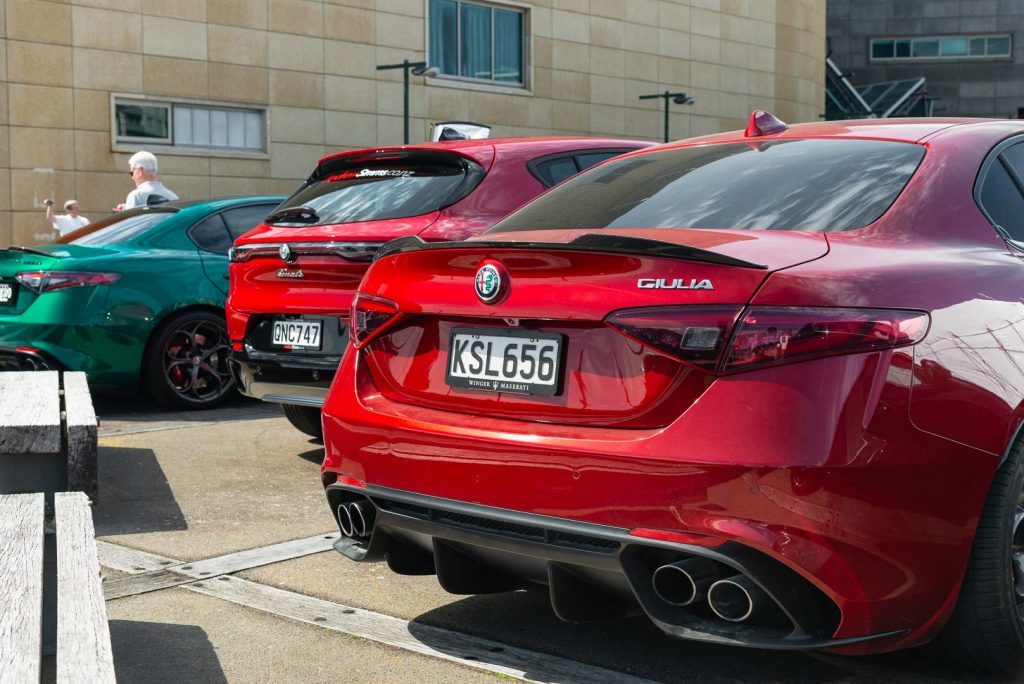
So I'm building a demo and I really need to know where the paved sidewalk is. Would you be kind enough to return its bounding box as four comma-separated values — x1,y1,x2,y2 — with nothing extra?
92,398,1001,683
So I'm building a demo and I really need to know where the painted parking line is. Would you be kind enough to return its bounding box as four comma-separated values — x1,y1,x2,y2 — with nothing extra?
98,538,657,684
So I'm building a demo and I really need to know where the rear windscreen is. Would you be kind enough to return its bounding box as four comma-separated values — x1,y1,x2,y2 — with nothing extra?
488,139,925,234
270,153,483,226
59,210,175,245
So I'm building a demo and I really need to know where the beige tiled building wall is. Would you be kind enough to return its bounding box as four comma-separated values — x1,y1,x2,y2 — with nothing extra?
0,0,825,246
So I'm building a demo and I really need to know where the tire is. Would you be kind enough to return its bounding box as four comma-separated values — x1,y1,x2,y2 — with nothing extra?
143,310,235,410
930,436,1024,676
283,404,323,438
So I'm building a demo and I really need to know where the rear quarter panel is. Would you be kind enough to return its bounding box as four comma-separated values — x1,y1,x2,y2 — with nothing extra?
754,124,1024,459
87,247,226,388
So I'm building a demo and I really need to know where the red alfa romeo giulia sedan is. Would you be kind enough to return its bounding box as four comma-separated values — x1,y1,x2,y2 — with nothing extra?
320,115,1024,674
227,137,650,436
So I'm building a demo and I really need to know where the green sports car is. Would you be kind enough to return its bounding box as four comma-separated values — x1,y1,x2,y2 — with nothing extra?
0,196,283,408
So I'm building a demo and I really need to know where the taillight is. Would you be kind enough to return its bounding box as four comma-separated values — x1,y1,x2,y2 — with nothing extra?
351,293,401,348
721,307,929,373
606,305,929,374
605,306,743,371
15,271,120,294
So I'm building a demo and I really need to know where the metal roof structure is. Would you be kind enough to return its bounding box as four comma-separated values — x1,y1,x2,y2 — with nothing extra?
825,57,935,120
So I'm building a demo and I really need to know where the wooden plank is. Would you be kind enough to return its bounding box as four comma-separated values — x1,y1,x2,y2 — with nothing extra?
103,570,197,600
95,539,655,683
62,372,99,501
0,493,44,684
96,540,177,574
0,371,61,454
172,532,339,578
55,492,115,684
97,533,336,579
98,534,339,600
189,575,657,684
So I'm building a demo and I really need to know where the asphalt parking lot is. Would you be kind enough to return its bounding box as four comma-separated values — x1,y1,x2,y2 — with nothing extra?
91,395,1009,683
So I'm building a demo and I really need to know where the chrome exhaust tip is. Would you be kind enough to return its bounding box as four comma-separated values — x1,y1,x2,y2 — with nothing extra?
651,557,720,606
336,503,355,538
348,501,375,538
708,574,769,623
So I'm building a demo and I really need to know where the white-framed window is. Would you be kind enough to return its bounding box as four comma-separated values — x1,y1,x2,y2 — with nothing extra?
113,97,266,152
428,0,526,87
871,34,1012,61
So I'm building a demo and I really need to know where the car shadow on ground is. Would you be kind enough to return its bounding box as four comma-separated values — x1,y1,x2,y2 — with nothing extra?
94,445,186,536
408,590,1007,683
108,620,227,684
93,393,281,437
297,443,325,465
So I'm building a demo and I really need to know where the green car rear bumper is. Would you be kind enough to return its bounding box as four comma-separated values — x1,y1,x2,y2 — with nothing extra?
0,286,144,389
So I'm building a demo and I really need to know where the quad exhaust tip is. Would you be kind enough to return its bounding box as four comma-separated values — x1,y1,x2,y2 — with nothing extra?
652,557,720,606
336,503,355,538
337,500,376,539
349,500,375,538
707,574,770,623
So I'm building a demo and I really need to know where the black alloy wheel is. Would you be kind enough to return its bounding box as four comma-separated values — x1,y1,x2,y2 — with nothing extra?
145,311,235,409
931,435,1024,675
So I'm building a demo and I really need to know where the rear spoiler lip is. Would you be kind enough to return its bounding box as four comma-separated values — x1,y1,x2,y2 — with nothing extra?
374,233,769,270
7,245,58,258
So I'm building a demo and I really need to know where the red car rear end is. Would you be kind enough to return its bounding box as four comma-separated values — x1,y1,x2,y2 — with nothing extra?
227,137,650,435
321,117,1024,674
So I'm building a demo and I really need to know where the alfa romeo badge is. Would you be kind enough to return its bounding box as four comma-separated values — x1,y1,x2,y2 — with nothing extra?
475,263,503,304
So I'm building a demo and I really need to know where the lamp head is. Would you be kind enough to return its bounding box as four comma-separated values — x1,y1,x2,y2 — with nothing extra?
412,65,441,78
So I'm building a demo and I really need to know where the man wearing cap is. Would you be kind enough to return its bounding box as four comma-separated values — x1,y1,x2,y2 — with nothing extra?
44,198,89,237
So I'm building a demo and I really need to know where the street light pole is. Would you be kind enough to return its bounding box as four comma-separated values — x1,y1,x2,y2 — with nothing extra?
638,91,695,143
376,59,438,145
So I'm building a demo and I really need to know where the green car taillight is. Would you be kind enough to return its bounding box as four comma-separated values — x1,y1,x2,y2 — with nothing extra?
15,271,121,294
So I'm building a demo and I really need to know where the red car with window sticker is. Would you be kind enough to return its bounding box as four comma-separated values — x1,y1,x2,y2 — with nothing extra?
226,137,651,436
321,115,1024,674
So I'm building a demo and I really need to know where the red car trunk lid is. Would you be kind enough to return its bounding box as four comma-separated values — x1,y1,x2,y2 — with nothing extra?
229,214,439,315
359,230,828,428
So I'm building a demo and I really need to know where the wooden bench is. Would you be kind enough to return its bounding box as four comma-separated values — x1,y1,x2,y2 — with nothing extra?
0,371,100,504
0,491,115,683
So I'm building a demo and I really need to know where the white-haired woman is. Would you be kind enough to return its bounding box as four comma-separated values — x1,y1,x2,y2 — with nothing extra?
115,150,179,211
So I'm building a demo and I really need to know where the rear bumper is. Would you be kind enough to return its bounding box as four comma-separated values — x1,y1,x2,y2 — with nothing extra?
0,321,115,380
0,345,63,371
321,347,1001,653
229,353,334,407
227,311,348,406
326,483,905,650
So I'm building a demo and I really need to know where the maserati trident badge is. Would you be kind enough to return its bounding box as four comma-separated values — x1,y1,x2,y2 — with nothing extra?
475,263,503,304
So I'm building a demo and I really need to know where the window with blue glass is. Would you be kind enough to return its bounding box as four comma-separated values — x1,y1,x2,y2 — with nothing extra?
429,0,526,86
871,34,1012,61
